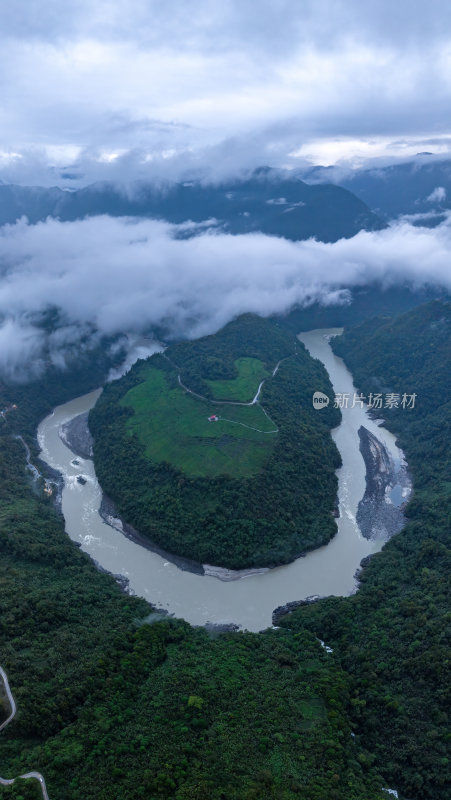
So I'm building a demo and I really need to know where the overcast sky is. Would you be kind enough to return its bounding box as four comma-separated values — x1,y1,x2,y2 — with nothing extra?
2,0,451,185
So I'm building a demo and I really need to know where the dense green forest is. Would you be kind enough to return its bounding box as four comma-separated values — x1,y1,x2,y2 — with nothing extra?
0,352,386,800
89,315,341,569
1,301,449,799
278,300,451,799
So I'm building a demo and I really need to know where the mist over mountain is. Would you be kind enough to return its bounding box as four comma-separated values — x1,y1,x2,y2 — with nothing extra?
0,209,450,380
301,155,451,223
0,169,383,243
0,168,388,381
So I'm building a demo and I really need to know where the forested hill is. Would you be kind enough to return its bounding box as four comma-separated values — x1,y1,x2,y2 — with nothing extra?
89,315,342,569
2,303,448,798
0,323,389,800
278,300,451,800
0,169,384,242
332,299,451,472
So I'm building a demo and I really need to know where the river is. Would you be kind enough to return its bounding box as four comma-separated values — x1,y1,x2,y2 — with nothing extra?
37,329,409,632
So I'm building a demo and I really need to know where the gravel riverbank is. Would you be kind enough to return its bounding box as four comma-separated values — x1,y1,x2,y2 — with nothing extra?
357,426,410,540
60,411,93,459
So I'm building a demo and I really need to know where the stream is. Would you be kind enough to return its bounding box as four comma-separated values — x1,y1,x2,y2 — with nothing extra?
37,329,410,632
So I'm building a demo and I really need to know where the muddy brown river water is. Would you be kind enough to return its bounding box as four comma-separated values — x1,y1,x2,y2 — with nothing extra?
37,329,410,631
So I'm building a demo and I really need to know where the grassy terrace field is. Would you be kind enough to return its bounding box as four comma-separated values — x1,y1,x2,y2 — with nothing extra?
205,356,269,401
121,364,277,478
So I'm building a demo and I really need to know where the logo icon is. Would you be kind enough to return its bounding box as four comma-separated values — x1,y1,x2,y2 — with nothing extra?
312,391,330,409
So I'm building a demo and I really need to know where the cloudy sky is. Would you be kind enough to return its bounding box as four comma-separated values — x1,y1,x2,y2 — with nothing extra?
2,0,451,184
1,1,451,379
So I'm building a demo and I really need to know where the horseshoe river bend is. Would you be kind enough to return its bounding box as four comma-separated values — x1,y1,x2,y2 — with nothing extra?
37,329,411,632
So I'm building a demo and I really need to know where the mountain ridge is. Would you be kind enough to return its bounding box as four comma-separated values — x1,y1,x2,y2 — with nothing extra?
0,169,384,242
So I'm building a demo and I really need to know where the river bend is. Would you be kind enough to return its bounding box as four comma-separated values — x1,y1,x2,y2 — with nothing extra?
37,329,410,632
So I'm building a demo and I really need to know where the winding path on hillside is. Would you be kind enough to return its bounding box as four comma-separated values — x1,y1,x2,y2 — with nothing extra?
163,353,291,436
176,364,285,432
0,666,50,800
175,356,286,408
213,415,278,434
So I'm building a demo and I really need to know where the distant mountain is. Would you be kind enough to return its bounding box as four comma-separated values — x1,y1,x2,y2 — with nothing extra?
276,284,449,333
0,169,384,242
301,156,451,222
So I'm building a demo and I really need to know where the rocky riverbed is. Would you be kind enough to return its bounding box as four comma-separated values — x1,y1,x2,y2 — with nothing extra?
357,426,411,540
60,411,93,459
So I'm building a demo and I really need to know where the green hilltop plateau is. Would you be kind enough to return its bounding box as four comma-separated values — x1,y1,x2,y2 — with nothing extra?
89,315,341,569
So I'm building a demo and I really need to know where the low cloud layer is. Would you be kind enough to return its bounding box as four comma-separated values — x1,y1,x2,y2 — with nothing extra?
0,213,450,379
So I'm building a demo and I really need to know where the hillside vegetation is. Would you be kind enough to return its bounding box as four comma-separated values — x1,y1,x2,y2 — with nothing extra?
0,301,449,799
279,300,451,799
90,315,342,568
0,362,386,800
121,362,276,479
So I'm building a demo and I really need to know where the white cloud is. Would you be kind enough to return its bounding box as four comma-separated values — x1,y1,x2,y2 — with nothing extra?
0,2,450,183
0,318,44,381
0,213,450,377
426,186,447,203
